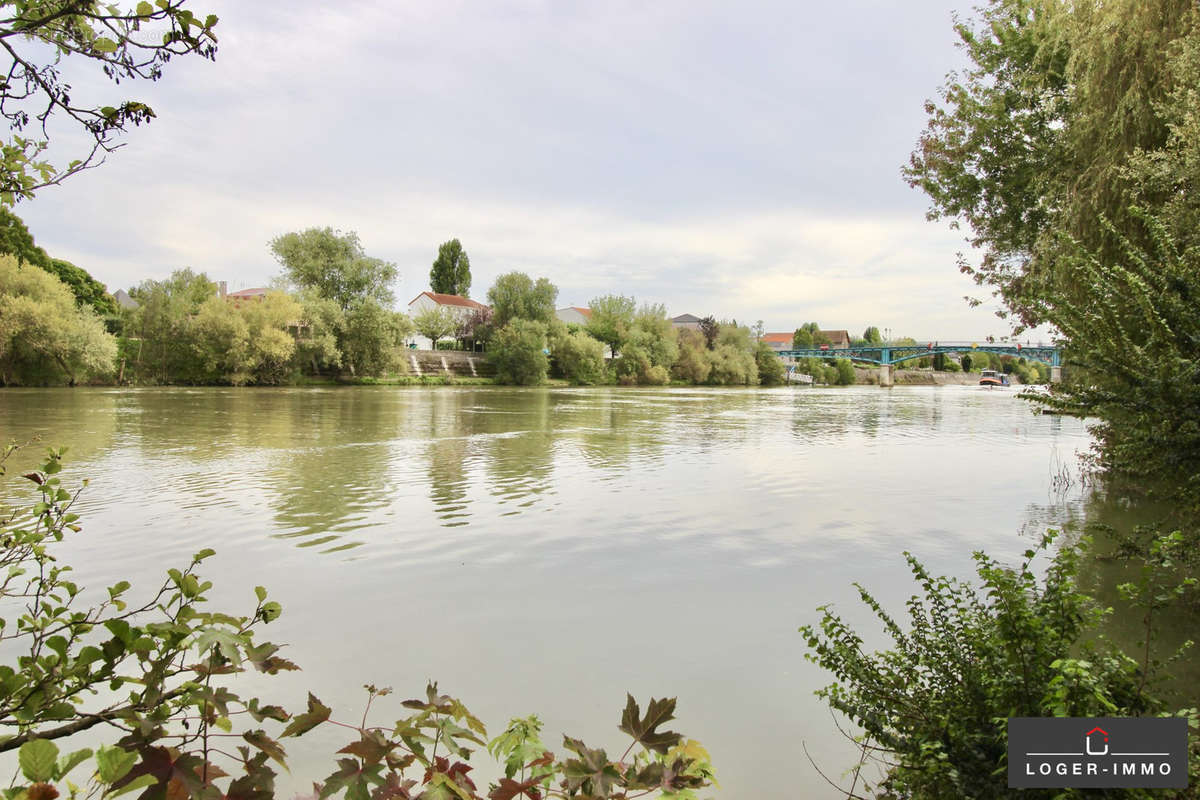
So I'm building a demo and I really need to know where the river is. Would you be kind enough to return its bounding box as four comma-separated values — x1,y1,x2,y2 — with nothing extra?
0,385,1093,797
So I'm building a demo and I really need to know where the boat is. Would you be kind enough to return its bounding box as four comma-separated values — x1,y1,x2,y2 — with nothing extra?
979,369,1009,387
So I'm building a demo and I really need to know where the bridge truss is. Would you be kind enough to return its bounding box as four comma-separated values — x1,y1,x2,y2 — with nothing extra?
777,343,1061,367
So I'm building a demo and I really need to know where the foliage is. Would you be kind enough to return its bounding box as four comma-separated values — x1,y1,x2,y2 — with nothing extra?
961,354,973,372
413,306,459,350
802,532,1194,799
0,255,117,384
754,341,785,386
0,1,219,204
1030,215,1200,503
339,299,412,376
697,316,719,350
0,209,116,316
792,327,812,349
457,306,494,349
430,238,472,297
612,305,678,386
905,0,1196,328
833,358,855,385
270,228,397,311
585,295,636,355
188,290,302,385
862,326,882,344
0,446,717,800
550,328,606,385
489,319,549,385
487,272,558,328
672,330,712,384
125,268,215,382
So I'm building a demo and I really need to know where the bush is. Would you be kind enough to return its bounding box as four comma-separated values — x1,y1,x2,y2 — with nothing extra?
489,319,549,385
834,358,855,385
551,329,606,385
707,343,757,385
802,533,1190,799
942,358,961,372
672,330,712,384
755,342,786,385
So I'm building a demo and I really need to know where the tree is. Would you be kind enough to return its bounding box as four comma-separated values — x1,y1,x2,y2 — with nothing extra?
487,271,557,328
412,306,458,350
0,209,116,316
755,342,785,385
698,315,719,350
834,358,856,385
126,268,215,382
586,294,636,355
0,2,219,204
429,238,472,297
550,328,606,385
489,319,549,385
905,0,1196,327
270,228,397,311
792,327,813,349
0,254,116,384
863,326,882,344
457,305,494,350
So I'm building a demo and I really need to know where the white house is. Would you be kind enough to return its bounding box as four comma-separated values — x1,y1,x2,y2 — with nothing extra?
407,291,489,349
555,306,592,325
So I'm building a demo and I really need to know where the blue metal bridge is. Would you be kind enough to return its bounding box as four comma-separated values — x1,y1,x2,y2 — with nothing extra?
777,342,1061,367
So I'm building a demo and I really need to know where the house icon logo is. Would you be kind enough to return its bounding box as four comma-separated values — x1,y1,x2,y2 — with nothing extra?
1085,727,1109,756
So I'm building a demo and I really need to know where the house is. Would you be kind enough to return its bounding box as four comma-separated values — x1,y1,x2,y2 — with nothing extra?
760,332,793,352
556,306,592,325
819,330,851,348
671,313,702,330
407,291,489,349
112,288,138,310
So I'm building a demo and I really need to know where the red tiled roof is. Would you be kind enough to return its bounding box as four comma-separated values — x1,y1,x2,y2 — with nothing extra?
409,291,488,310
227,287,269,298
572,306,592,318
761,332,793,344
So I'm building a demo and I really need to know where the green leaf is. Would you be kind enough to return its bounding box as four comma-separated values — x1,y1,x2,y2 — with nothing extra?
19,739,58,782
95,745,137,784
105,773,157,798
93,38,119,53
136,1,153,14
57,747,93,779
254,585,267,602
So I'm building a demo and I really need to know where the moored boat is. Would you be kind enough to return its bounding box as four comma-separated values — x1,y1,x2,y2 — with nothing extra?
979,369,1009,387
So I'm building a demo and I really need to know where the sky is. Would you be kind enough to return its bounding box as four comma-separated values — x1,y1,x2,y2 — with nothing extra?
15,0,1033,340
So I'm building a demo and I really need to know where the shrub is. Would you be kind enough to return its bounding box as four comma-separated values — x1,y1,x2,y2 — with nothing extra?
673,330,712,384
755,342,786,385
551,329,606,385
707,343,757,385
489,319,549,385
802,533,1190,799
834,358,855,385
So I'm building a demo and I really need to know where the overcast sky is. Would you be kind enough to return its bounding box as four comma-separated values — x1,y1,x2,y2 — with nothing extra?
16,0,1031,339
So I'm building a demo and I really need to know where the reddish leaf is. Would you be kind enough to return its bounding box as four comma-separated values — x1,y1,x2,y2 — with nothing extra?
488,777,543,800
617,694,681,754
280,693,331,738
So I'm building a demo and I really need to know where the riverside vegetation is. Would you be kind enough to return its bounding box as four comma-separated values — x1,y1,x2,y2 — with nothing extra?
799,0,1200,796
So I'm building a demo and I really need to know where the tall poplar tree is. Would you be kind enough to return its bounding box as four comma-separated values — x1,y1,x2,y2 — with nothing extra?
429,238,472,297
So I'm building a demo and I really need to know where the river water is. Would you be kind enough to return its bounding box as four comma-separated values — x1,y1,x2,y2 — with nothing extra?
0,385,1093,796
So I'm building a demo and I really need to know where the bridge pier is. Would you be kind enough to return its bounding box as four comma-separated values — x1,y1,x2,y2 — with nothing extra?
879,364,893,387
1050,366,1062,383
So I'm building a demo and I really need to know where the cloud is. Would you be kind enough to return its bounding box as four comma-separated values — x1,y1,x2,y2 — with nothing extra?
14,0,1018,338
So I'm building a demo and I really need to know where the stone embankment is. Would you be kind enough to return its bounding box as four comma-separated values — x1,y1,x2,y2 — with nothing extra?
854,366,1016,385
406,349,495,378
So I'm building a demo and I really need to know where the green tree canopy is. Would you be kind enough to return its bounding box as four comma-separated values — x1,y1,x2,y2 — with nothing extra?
0,254,116,384
487,271,558,328
862,326,882,344
412,306,458,349
586,294,636,354
0,2,219,204
0,209,116,315
429,238,471,297
270,228,397,311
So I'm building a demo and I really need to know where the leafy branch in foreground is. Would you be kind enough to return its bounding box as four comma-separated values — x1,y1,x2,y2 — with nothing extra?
0,1,220,204
0,445,716,800
801,532,1198,799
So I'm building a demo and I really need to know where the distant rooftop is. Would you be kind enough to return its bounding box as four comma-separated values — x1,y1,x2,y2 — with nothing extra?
671,313,701,324
409,291,488,310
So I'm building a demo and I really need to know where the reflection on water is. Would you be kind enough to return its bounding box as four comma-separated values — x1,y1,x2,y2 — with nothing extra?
0,385,1095,797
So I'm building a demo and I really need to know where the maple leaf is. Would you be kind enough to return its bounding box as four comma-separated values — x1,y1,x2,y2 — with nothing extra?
280,693,331,738
617,695,681,754
488,777,543,800
560,737,619,796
